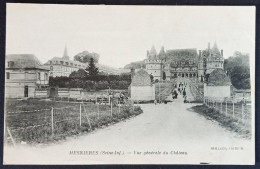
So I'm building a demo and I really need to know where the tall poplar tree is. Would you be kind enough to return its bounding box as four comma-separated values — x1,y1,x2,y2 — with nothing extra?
86,58,99,76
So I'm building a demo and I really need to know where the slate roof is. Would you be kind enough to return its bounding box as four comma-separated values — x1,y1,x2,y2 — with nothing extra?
158,46,165,59
131,69,151,86
6,54,49,70
209,42,222,59
207,69,231,86
165,48,198,61
148,46,157,60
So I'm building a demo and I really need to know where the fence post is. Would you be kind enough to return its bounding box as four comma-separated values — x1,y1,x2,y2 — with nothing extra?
97,103,100,119
79,104,82,127
241,102,244,122
7,127,16,147
221,102,222,113
225,100,227,116
132,100,134,111
51,107,54,136
232,101,235,118
119,103,120,114
82,104,92,130
110,100,113,117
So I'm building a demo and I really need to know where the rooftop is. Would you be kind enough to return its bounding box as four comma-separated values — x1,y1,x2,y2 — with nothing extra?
6,54,49,70
131,69,152,86
207,69,231,86
165,48,198,61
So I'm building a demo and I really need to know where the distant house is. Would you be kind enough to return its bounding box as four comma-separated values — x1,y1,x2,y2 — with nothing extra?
5,54,50,98
44,46,122,77
130,69,155,101
204,68,231,100
44,46,87,77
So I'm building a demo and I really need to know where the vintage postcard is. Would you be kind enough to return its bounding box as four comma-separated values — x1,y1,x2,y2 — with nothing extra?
3,4,255,164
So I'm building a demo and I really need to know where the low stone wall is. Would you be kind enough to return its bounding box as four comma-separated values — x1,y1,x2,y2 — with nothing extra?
34,89,48,98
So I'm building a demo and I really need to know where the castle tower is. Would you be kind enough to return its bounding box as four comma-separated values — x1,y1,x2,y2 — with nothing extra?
145,46,163,81
205,42,224,75
198,50,204,81
62,45,70,60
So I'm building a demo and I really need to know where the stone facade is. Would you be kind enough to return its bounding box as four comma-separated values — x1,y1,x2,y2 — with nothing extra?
145,42,224,81
45,46,122,77
198,42,224,79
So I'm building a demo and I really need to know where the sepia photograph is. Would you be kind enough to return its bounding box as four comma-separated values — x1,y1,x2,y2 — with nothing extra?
3,3,255,165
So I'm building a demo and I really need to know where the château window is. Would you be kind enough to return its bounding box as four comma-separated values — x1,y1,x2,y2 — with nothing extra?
50,66,53,70
38,72,41,80
6,72,10,79
60,61,64,65
45,73,48,80
50,61,52,64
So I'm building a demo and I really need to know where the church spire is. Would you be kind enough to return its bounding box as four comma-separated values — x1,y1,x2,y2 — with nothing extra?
62,45,70,60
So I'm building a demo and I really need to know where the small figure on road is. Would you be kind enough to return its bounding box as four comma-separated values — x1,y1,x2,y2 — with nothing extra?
184,95,187,103
154,100,157,105
183,88,186,98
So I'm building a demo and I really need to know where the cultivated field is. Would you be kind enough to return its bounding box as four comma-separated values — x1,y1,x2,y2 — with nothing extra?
5,98,143,145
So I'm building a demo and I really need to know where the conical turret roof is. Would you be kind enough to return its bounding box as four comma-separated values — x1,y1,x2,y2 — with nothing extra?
158,46,165,59
149,45,157,59
209,42,221,58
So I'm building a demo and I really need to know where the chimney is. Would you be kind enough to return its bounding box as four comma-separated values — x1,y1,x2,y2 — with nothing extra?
208,42,210,51
221,49,223,56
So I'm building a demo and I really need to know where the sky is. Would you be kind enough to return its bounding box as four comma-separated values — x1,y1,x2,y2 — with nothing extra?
6,4,255,68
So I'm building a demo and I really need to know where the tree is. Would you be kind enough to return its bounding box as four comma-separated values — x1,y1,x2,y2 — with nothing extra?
69,69,87,78
230,66,250,89
162,71,166,80
86,58,99,76
74,51,99,63
224,51,250,89
224,51,250,76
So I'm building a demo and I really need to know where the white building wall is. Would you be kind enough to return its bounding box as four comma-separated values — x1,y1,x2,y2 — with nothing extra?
204,84,231,99
131,85,155,101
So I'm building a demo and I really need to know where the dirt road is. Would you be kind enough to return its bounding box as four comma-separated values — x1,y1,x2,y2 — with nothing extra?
4,96,253,164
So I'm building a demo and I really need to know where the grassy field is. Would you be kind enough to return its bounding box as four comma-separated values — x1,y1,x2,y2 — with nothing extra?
190,105,251,139
5,98,143,145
